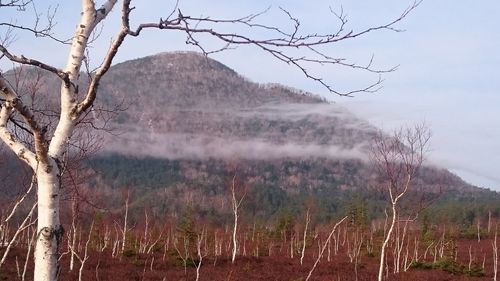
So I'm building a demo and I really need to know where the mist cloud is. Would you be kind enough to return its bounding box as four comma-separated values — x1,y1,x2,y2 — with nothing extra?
103,132,369,161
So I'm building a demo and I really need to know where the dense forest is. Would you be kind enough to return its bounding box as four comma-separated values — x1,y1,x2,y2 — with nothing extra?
86,154,500,232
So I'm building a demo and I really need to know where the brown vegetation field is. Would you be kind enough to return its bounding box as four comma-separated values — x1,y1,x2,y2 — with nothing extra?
1,222,498,281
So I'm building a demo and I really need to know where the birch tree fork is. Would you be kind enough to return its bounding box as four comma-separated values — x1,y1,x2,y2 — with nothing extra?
0,1,420,280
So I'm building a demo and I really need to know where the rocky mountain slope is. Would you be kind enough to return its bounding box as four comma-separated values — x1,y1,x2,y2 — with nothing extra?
96,52,376,160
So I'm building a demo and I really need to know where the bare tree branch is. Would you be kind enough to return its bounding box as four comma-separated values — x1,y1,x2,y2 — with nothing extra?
0,0,32,9
0,73,49,167
0,74,37,167
0,22,69,44
0,45,69,85
123,1,421,96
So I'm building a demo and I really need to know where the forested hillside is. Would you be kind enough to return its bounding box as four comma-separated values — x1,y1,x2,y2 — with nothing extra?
1,51,498,226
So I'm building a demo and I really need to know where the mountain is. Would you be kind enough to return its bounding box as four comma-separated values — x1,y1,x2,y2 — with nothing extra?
96,51,376,160
87,52,498,221
1,51,498,224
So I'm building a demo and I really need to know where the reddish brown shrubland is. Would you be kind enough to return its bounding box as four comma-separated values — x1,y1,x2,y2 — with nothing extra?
1,219,498,281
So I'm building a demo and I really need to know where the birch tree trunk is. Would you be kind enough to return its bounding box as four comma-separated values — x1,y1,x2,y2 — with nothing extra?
32,2,117,279
32,159,63,281
1,2,118,280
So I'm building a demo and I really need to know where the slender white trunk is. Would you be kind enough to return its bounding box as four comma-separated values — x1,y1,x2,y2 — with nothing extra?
140,210,149,254
22,227,36,281
468,245,473,271
195,230,205,281
231,207,238,263
0,202,36,269
230,174,244,264
69,199,78,271
122,194,129,254
78,223,93,281
477,221,481,242
300,209,310,265
488,211,492,234
493,226,498,281
305,216,348,281
395,218,409,273
69,226,77,271
378,203,397,281
34,161,63,281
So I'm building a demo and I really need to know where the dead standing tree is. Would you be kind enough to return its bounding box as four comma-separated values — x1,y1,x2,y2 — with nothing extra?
1,1,421,280
229,173,246,264
371,124,431,281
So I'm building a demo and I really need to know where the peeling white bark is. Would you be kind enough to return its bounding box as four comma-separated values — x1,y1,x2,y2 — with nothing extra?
50,0,117,160
34,160,62,281
0,1,121,280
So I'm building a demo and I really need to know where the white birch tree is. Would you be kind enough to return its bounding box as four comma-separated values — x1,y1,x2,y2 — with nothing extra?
300,208,310,266
230,173,245,264
0,1,420,280
493,225,498,281
371,124,431,281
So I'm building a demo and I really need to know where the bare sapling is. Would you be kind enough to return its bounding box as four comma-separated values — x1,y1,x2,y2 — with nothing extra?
468,244,473,271
493,225,498,281
229,173,246,264
100,225,111,252
146,229,164,255
488,211,492,234
121,191,130,254
195,228,207,281
111,225,120,258
347,229,364,281
305,216,348,281
393,217,410,273
413,236,420,263
69,197,80,271
327,235,331,262
139,209,150,254
301,209,311,265
0,201,37,269
371,123,431,281
173,235,191,275
22,224,37,281
68,221,94,281
0,173,35,249
0,175,35,243
477,220,481,242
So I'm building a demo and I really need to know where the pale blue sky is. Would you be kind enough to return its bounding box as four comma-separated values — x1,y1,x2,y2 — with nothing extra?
1,1,499,191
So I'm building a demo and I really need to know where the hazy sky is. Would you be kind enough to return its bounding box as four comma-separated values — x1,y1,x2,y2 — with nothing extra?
1,1,499,191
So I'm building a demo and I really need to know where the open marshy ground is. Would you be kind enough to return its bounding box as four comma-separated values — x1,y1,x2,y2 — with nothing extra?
1,216,498,281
